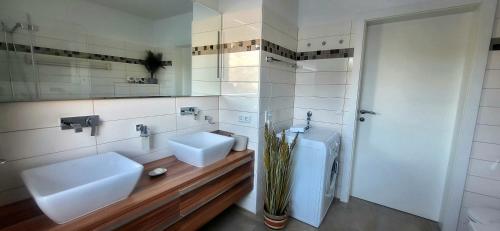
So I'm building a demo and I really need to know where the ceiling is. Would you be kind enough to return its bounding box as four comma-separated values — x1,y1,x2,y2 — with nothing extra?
87,0,193,20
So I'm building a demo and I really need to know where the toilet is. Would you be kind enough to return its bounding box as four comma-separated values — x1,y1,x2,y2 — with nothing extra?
467,208,500,231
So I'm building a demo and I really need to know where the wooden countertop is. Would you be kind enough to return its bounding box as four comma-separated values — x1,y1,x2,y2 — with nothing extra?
0,149,254,231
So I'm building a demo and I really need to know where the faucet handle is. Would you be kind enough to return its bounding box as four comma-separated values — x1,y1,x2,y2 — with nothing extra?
70,123,83,133
85,116,99,136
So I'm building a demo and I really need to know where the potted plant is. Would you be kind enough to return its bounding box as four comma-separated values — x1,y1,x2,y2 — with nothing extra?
143,50,166,84
263,123,298,230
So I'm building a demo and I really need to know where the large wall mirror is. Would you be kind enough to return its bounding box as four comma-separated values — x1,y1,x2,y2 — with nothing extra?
0,0,221,102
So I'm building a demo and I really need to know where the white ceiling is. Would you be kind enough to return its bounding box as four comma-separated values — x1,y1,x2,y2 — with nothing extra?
86,0,193,20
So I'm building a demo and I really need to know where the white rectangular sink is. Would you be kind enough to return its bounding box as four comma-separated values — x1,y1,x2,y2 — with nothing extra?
168,132,235,167
21,152,143,224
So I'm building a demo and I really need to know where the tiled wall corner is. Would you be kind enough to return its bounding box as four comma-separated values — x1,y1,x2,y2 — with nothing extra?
457,5,500,231
293,20,355,200
217,0,264,214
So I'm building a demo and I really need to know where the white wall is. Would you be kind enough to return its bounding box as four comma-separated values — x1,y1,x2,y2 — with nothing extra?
298,0,473,27
458,3,500,230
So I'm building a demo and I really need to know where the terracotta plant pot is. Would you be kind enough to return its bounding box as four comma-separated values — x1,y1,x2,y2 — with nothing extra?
264,210,288,230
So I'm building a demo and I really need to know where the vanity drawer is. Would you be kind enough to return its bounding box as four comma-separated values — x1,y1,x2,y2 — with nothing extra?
119,198,180,231
179,162,253,216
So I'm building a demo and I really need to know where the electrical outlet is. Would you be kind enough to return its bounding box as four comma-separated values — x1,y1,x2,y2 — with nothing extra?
238,115,252,124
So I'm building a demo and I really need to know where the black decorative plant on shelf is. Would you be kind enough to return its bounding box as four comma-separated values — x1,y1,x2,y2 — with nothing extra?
143,50,165,84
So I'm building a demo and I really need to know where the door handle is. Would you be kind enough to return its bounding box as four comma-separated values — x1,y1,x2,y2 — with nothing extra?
359,109,376,115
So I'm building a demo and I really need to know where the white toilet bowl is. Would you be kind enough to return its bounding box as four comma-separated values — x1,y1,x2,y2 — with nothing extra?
467,208,500,231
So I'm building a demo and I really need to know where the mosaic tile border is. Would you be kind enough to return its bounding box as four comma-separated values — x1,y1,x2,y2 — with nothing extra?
0,42,172,66
296,48,354,60
192,39,262,56
192,39,354,61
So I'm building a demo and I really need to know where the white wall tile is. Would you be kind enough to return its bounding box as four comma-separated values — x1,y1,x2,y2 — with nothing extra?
298,21,351,39
465,176,500,198
294,97,344,111
97,131,175,159
223,50,261,67
94,98,176,121
97,115,176,144
474,125,500,144
294,108,343,124
295,84,346,98
468,159,500,180
222,66,260,82
462,191,500,209
477,107,500,125
221,82,259,96
262,23,297,51
487,51,500,70
222,23,262,43
293,118,342,130
297,58,348,72
260,83,294,98
260,67,295,84
471,142,500,162
0,100,93,132
296,71,347,85
480,89,500,107
192,55,218,68
221,3,262,29
298,35,350,52
219,96,259,112
493,18,500,38
484,70,500,88
176,96,219,112
0,127,96,161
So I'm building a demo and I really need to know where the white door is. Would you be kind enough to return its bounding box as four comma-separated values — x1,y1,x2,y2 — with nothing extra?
351,12,474,221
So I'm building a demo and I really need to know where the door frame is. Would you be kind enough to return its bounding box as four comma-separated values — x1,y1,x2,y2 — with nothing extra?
342,0,496,230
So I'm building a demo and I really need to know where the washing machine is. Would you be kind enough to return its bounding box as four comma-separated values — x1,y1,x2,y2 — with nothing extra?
281,127,341,227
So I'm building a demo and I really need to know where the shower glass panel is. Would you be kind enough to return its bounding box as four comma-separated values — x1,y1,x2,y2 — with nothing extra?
0,11,38,102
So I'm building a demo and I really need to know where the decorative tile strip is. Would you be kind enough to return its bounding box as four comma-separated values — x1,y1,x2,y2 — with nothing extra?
296,48,354,61
192,39,261,56
192,39,354,61
0,42,172,66
261,40,296,60
490,38,500,50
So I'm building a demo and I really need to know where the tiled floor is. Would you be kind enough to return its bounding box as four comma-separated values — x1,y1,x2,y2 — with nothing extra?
202,197,440,231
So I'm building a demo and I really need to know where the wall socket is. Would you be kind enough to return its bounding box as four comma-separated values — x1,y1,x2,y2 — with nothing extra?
238,115,252,124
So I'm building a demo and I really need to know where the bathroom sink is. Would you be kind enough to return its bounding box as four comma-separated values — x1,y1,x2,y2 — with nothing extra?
168,132,235,167
21,152,143,224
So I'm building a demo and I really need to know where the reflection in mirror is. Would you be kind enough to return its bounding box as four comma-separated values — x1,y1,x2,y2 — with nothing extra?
191,2,222,96
0,0,222,102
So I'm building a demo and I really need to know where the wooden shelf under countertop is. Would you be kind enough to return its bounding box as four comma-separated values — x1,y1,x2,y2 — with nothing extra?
0,149,254,231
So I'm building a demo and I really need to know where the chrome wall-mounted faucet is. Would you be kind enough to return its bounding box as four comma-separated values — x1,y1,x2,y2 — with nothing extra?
306,111,313,130
61,115,99,136
205,115,216,124
180,107,201,120
136,124,150,137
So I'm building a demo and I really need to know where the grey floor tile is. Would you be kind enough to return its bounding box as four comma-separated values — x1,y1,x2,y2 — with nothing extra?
202,197,440,231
